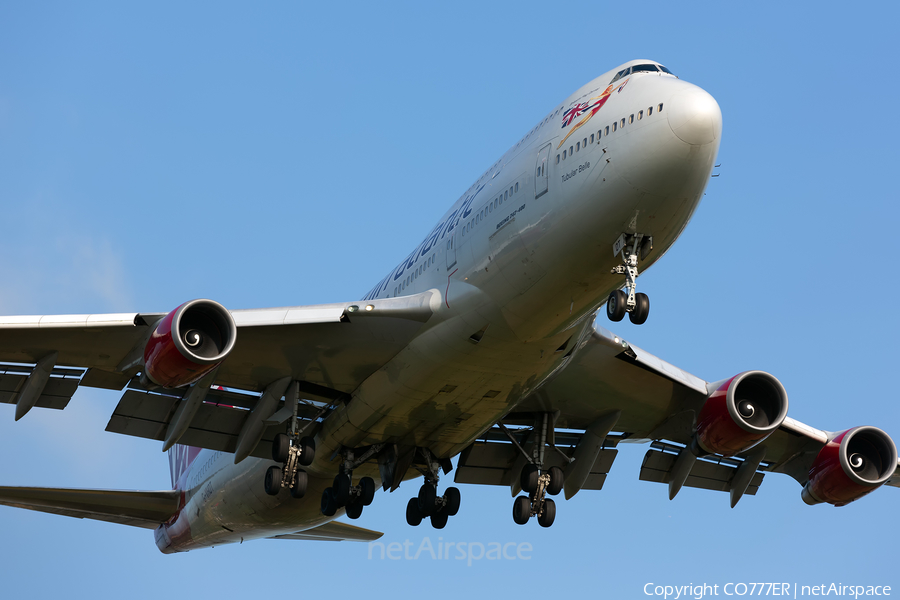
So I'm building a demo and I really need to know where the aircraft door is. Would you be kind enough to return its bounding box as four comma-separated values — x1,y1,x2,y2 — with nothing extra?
446,227,457,269
534,143,551,199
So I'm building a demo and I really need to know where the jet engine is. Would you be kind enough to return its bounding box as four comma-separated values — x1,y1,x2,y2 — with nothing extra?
143,299,237,388
802,426,897,506
694,371,789,456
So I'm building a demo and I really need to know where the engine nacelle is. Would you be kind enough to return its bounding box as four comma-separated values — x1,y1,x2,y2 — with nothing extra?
802,426,897,506
694,371,788,456
143,299,237,388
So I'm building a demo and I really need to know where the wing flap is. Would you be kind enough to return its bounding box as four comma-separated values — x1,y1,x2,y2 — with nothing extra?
0,487,180,529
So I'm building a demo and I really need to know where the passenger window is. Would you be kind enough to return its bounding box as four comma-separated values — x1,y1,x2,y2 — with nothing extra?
583,138,587,147
605,126,609,135
629,114,634,124
621,118,625,128
515,183,518,192
576,142,580,151
590,134,594,144
489,203,493,213
638,110,643,120
648,106,653,115
569,145,573,155
658,103,664,112
509,186,513,195
556,154,560,164
612,122,617,132
563,150,566,159
504,191,508,201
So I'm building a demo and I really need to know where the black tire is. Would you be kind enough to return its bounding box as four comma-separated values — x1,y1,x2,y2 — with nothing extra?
359,477,376,506
629,292,650,325
345,498,364,520
406,497,422,526
538,498,556,528
430,511,449,530
264,466,282,496
417,483,437,517
290,469,308,499
297,436,316,467
443,487,461,516
333,473,351,507
321,487,337,517
607,290,627,322
272,433,290,463
520,464,539,494
547,466,564,496
512,496,531,525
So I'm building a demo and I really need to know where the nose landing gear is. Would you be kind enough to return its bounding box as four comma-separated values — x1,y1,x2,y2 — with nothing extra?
607,233,652,325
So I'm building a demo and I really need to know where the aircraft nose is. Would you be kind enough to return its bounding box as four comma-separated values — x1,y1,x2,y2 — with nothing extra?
666,87,722,146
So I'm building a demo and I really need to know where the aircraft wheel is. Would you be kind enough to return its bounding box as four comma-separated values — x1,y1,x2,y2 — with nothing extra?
298,436,316,466
520,464,539,494
321,487,337,517
430,511,449,530
272,433,290,463
359,477,376,506
333,473,352,506
417,483,436,517
346,498,364,520
547,466,564,496
629,292,650,325
443,487,461,516
607,290,627,322
538,498,556,528
512,496,531,525
290,469,308,499
406,497,422,526
264,466,282,496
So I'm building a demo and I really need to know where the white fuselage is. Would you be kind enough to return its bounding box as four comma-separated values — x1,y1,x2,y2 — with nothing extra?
156,60,722,553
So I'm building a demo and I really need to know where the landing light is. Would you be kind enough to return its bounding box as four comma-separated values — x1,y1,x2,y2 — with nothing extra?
365,305,374,312
348,305,359,312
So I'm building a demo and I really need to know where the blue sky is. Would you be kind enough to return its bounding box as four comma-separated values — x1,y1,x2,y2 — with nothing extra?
1,2,898,598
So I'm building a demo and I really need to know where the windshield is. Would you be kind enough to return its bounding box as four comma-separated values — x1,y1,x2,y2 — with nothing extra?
631,64,660,73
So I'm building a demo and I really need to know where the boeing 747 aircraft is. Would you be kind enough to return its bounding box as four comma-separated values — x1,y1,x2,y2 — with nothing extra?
1,60,896,553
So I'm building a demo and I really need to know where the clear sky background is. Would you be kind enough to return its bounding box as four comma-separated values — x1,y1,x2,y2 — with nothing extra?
1,2,898,598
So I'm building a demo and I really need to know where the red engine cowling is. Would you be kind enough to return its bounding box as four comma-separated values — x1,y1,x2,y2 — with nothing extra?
143,299,237,388
695,371,789,456
802,426,897,506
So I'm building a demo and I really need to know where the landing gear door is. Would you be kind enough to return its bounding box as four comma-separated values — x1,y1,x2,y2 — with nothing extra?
535,143,551,199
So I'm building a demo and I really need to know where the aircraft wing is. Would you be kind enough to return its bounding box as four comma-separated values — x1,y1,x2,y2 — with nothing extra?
0,291,437,458
456,321,899,503
0,486,180,529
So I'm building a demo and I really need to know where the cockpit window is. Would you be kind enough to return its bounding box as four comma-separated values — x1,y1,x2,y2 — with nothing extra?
658,65,675,75
631,64,660,73
609,68,628,84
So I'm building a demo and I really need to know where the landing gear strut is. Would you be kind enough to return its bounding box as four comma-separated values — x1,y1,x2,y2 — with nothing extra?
263,383,316,498
404,448,460,530
320,446,381,520
608,233,652,325
501,413,570,527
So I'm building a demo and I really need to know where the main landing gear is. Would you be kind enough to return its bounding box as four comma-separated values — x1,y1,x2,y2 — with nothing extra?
320,446,381,520
502,413,570,527
607,233,652,325
405,449,461,530
263,386,317,499
264,432,316,498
